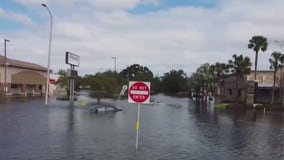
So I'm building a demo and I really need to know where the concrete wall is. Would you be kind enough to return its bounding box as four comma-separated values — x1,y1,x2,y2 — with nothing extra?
246,70,280,85
0,66,46,95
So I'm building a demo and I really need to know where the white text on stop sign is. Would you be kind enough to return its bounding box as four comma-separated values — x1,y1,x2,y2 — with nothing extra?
133,95,146,100
130,90,148,95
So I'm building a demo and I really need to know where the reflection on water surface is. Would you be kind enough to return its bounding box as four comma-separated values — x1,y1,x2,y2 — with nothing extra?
0,94,284,160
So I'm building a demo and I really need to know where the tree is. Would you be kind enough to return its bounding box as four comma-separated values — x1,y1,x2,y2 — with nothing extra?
56,71,82,96
57,69,67,76
228,54,252,103
209,62,229,101
87,71,120,101
120,64,154,82
188,62,231,102
56,75,68,89
209,63,229,92
196,63,211,99
188,72,203,97
74,76,83,91
90,71,120,94
119,64,159,92
81,74,95,89
211,63,229,79
269,52,283,104
248,35,268,80
151,76,162,94
161,69,188,94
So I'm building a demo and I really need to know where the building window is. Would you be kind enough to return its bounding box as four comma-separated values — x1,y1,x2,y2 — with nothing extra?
229,89,232,95
11,84,18,88
10,84,23,94
238,89,242,97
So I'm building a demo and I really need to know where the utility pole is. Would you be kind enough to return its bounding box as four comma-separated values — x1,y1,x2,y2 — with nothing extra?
112,57,116,72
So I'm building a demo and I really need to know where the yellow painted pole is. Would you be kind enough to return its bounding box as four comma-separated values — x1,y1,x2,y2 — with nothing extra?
263,107,266,115
81,100,86,107
136,103,141,150
136,122,140,131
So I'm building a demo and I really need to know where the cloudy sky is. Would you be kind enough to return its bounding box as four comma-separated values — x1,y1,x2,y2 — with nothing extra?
1,0,284,76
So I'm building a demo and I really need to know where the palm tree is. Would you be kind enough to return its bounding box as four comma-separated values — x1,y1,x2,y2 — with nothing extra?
56,75,69,96
210,62,229,102
228,54,252,103
213,62,229,78
269,52,283,104
248,35,268,80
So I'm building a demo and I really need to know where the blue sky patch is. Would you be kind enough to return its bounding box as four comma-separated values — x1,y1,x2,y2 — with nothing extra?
130,0,218,14
0,0,43,30
0,0,27,14
0,20,25,31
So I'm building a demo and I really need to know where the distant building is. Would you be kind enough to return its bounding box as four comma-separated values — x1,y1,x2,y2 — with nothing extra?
0,55,48,96
217,70,282,103
50,73,67,96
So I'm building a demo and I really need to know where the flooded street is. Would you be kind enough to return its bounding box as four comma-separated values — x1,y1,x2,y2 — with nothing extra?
1,94,284,160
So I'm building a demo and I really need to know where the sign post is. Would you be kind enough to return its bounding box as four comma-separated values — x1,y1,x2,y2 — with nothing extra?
128,81,150,150
136,103,141,150
65,52,79,105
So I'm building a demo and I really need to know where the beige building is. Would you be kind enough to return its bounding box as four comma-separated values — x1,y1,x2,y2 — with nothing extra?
246,70,281,87
0,55,48,96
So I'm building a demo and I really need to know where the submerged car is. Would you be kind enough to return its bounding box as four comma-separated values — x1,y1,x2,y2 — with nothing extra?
89,104,122,114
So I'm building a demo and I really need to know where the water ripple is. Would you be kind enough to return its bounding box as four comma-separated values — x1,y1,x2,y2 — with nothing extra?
1,95,284,159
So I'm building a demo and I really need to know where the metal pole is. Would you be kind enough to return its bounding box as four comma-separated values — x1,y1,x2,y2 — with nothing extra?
135,103,141,150
69,67,72,104
4,39,9,93
42,4,53,106
112,57,116,72
127,65,130,83
69,65,75,104
115,58,116,72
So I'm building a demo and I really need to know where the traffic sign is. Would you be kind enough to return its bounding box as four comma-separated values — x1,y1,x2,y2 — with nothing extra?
120,85,128,95
49,78,56,84
128,81,151,104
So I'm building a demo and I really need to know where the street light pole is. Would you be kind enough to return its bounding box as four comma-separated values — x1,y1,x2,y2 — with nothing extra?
4,39,9,93
42,3,53,106
112,57,116,72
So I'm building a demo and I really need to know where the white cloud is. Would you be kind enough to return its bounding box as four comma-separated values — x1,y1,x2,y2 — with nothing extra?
10,12,37,27
16,0,154,10
0,8,4,15
3,0,284,76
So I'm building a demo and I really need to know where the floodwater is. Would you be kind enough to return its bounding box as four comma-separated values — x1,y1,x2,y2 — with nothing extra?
0,93,284,160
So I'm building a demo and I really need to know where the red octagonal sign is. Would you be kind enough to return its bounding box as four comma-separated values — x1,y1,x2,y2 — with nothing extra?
128,81,151,104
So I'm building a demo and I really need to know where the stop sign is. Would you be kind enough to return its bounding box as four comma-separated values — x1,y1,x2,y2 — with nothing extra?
128,81,151,104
